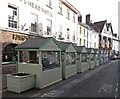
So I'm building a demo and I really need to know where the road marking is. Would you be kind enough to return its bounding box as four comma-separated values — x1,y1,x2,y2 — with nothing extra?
31,92,42,97
40,89,64,97
98,84,113,93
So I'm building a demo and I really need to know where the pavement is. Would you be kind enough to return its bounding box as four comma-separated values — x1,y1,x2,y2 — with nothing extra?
1,60,119,98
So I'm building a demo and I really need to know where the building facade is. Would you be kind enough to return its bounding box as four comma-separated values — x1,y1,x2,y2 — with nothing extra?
1,0,80,62
78,15,99,49
55,0,80,45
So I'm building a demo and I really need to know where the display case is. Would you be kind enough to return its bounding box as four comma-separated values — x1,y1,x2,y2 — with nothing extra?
75,46,88,73
57,41,77,79
15,37,62,89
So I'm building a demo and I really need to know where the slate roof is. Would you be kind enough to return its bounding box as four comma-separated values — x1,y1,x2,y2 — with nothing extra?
15,37,52,49
93,20,106,33
56,41,72,51
75,46,86,53
86,48,94,53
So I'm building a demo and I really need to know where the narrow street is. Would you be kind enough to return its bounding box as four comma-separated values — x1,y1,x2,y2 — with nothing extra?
2,60,120,98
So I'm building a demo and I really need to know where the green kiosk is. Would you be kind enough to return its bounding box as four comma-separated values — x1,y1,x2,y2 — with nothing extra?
94,49,99,67
99,49,104,65
87,48,95,69
75,46,88,73
13,37,62,89
57,41,77,79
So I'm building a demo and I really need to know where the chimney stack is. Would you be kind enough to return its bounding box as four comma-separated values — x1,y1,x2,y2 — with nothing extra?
86,14,90,25
78,15,82,23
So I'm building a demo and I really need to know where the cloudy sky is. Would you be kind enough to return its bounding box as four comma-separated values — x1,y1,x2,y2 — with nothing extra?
69,0,119,33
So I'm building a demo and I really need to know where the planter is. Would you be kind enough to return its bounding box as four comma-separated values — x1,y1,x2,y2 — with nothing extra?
7,73,35,93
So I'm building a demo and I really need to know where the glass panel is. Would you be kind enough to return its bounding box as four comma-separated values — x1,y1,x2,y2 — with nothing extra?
91,54,94,61
41,51,60,71
19,51,39,64
66,52,75,65
29,51,39,63
82,53,87,62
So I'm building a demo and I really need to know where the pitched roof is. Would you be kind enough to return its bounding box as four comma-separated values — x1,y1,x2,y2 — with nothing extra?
75,46,85,53
56,41,72,51
94,49,99,54
15,37,52,49
86,48,94,53
93,20,106,32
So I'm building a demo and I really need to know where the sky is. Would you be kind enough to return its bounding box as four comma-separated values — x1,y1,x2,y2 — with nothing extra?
69,0,119,34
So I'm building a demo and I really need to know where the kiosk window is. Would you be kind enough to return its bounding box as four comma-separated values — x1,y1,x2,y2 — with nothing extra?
82,53,87,62
66,52,75,65
91,54,94,61
41,51,60,71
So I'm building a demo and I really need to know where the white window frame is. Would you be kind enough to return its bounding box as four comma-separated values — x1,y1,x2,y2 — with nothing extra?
8,4,18,29
67,9,70,19
47,19,52,35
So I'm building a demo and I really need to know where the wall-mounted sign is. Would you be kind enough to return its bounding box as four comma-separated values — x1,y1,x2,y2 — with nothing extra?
12,34,30,41
19,0,53,17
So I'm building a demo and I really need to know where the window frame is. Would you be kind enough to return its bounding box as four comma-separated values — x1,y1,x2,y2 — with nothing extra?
65,52,76,65
47,19,52,35
67,9,70,20
58,0,62,15
8,4,18,29
31,13,38,33
41,51,60,71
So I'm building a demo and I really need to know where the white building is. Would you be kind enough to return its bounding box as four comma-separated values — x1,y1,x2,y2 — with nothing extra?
112,34,119,54
54,0,80,45
1,0,81,62
0,0,80,41
0,0,57,36
78,23,87,47
78,14,99,49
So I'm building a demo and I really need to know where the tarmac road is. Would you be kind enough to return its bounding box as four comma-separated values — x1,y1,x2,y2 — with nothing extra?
2,60,120,98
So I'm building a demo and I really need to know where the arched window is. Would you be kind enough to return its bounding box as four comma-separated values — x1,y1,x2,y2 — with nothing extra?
2,44,18,62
